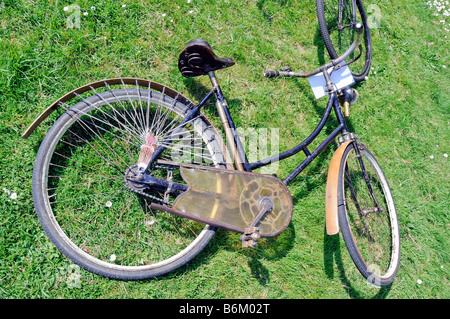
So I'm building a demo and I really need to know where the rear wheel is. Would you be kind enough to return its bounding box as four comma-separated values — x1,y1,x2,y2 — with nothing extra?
33,88,229,280
338,142,400,286
316,0,372,82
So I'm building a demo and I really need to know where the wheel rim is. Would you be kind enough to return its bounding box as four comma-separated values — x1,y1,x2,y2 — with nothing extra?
320,0,371,80
341,146,400,282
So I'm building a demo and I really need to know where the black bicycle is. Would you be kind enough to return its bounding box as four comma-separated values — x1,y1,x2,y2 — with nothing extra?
24,16,398,286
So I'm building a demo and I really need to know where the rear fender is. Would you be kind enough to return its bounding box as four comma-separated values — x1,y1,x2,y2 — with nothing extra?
23,77,233,169
325,140,353,235
21,78,194,139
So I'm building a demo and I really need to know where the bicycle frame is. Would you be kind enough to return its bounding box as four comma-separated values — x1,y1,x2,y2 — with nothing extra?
199,73,351,186
142,21,370,238
145,25,365,190
144,73,352,189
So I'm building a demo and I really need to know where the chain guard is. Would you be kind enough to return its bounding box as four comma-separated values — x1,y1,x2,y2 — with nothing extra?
125,162,293,237
168,164,293,237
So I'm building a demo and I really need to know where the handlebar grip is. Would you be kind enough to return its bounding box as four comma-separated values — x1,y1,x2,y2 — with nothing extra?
264,70,280,78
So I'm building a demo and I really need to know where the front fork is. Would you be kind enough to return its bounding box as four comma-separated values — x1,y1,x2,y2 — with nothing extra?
335,87,382,217
339,135,383,217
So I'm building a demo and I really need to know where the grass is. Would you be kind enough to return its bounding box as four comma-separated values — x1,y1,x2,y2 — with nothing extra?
0,0,449,299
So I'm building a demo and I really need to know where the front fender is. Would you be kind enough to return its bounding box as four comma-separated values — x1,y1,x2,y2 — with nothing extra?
325,140,353,235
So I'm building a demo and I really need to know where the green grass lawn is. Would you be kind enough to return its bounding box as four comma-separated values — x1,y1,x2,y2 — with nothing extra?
0,0,448,299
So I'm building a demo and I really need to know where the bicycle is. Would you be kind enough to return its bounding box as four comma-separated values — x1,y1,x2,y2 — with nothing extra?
23,19,399,286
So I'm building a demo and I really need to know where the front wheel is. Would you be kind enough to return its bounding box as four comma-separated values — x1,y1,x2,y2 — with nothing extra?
338,142,400,287
316,0,372,82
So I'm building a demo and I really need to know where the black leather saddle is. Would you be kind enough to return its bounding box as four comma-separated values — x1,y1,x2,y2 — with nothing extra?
178,39,235,78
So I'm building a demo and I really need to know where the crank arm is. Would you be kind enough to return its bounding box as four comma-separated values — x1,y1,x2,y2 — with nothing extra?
240,196,274,248
249,196,274,228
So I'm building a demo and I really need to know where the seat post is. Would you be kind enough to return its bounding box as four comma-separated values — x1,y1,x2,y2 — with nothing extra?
208,71,219,89
208,71,246,171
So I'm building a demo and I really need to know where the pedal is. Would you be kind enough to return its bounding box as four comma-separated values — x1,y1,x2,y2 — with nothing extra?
240,227,261,248
163,170,173,203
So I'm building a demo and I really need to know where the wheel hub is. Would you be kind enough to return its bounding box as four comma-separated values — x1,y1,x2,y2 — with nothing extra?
124,165,147,192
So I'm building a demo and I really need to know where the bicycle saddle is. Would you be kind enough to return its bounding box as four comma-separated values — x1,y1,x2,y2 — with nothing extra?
178,39,235,78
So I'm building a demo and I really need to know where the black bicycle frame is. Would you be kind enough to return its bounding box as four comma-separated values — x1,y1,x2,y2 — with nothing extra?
147,77,351,187
210,83,350,186
144,18,365,189
248,92,349,185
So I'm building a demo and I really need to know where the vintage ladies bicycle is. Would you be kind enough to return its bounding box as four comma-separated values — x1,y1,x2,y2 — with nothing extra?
23,16,400,286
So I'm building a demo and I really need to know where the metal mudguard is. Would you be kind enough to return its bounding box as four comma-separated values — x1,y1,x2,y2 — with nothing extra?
21,77,195,139
325,140,352,235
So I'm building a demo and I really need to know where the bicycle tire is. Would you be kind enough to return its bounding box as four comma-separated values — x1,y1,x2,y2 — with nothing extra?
32,88,229,280
316,0,372,82
337,142,400,286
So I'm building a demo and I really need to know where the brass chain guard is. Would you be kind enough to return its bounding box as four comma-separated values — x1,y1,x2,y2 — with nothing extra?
172,164,293,237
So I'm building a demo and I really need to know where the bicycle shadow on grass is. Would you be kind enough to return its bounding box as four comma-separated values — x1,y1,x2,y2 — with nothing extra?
158,224,296,288
323,228,393,299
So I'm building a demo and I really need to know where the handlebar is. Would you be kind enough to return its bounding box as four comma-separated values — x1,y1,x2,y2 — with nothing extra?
264,22,363,79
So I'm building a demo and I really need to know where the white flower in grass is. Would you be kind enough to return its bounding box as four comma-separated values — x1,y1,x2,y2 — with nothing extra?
63,6,69,12
145,218,156,227
109,254,117,262
10,192,17,200
105,200,112,208
417,279,423,284
83,12,88,16
91,6,96,10
122,4,126,8
444,153,448,158
430,155,434,159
